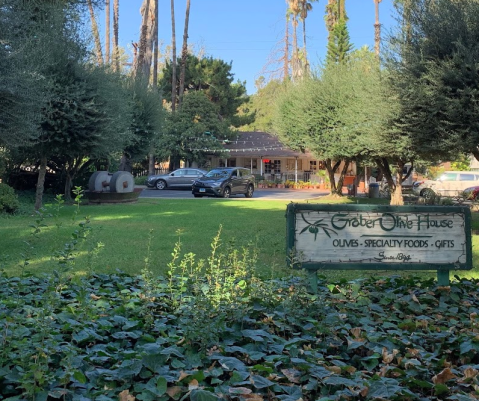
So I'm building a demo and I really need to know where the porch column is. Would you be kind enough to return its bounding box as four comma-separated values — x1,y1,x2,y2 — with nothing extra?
295,157,298,183
250,158,253,173
260,157,263,176
225,158,228,167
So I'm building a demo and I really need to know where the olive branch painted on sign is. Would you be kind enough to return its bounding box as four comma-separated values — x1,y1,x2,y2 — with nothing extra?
299,213,338,241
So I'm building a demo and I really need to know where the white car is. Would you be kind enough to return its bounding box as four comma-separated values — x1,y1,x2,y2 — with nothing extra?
413,171,479,198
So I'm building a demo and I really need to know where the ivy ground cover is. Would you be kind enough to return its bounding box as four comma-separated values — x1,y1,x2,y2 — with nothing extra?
1,271,479,400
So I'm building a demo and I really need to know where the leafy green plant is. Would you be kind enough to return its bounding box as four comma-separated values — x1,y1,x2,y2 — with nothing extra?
0,183,19,214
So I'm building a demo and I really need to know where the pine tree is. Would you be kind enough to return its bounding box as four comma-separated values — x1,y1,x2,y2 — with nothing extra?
326,18,353,64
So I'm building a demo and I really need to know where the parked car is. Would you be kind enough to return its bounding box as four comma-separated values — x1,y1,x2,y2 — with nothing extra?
146,168,207,190
191,167,255,198
413,171,479,198
463,186,479,200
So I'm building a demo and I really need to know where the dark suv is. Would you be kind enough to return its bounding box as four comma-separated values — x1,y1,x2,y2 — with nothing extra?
192,167,255,198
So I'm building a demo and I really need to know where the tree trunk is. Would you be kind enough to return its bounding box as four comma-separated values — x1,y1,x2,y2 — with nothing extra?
87,0,103,65
302,18,308,73
374,0,382,57
291,14,301,80
325,159,341,195
390,168,404,206
113,0,120,71
333,159,350,196
148,152,155,175
34,156,47,211
170,0,177,112
178,0,191,108
64,172,73,203
141,0,156,79
153,0,159,87
284,10,289,81
105,0,110,64
135,0,151,79
376,158,405,206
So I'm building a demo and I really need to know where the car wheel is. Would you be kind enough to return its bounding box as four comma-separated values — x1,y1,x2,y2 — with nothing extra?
222,187,231,198
155,179,167,190
245,184,254,198
194,194,203,198
421,188,435,200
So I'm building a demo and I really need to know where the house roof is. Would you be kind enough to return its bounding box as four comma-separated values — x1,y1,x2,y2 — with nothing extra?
223,132,314,158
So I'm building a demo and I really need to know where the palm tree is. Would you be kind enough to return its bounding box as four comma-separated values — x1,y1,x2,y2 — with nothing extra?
299,0,317,73
374,0,382,57
135,0,150,78
105,0,110,64
178,0,191,108
170,0,177,112
113,0,119,71
87,0,103,65
287,0,302,80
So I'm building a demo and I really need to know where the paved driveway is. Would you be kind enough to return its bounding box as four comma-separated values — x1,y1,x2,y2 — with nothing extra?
138,187,330,200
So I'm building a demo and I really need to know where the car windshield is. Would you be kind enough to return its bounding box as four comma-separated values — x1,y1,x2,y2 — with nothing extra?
205,170,230,178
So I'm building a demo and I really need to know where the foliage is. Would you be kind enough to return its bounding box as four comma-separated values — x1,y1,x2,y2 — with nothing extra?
274,50,386,195
0,183,19,214
159,54,254,127
387,0,479,163
450,154,472,171
125,79,165,162
160,92,234,167
1,266,479,399
326,18,353,65
0,0,54,148
239,79,286,132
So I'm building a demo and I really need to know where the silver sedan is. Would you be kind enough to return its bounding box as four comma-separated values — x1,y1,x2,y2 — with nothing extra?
146,168,207,190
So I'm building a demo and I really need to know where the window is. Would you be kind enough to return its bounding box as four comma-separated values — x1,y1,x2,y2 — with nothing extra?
310,161,318,171
264,160,281,174
219,159,236,167
459,173,476,181
286,159,303,171
243,158,257,169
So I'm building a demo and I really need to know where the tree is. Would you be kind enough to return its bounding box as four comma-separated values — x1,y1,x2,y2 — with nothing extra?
239,79,286,133
299,0,317,72
113,0,120,71
87,0,103,65
374,0,382,57
0,0,49,148
105,0,110,64
274,50,395,197
178,0,191,108
159,55,253,128
160,91,233,167
287,0,302,80
386,0,479,169
170,0,178,112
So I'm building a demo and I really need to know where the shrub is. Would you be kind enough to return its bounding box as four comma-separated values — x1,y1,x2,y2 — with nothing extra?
0,183,20,214
134,175,146,185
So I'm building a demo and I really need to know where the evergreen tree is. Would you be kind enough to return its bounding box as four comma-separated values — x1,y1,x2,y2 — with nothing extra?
326,18,353,65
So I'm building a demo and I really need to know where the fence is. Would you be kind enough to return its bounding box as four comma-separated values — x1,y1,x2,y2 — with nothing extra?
132,167,169,177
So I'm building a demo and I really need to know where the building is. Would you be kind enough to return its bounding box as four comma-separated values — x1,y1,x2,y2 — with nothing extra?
206,131,355,183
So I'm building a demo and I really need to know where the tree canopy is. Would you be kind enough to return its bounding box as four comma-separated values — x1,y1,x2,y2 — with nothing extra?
160,91,233,168
387,0,479,163
159,55,254,128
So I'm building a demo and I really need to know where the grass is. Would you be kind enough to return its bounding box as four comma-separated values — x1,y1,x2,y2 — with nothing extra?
1,194,479,281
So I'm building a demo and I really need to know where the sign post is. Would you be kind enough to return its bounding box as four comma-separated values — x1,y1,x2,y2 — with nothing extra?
286,204,472,291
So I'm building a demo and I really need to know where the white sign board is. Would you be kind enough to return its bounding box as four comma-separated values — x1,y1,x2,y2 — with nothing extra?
286,204,472,270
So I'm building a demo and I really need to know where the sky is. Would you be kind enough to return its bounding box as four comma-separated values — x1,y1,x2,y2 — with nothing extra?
96,0,398,95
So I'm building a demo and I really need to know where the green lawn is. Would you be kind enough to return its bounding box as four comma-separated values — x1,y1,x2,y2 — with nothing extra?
2,196,479,280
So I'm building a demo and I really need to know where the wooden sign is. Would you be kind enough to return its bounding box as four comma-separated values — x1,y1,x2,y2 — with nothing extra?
286,204,472,272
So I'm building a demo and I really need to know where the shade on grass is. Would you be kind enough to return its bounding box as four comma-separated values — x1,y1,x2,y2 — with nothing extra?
2,197,479,280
